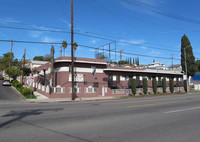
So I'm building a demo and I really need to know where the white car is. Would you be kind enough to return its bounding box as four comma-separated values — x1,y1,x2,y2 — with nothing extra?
2,80,11,86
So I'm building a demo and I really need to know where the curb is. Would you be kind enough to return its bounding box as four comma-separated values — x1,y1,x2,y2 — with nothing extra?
25,92,199,104
11,86,26,100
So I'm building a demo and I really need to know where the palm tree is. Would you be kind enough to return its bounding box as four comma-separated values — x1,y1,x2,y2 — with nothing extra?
73,42,78,51
62,41,68,56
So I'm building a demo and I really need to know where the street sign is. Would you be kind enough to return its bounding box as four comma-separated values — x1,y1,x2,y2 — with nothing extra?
30,76,34,82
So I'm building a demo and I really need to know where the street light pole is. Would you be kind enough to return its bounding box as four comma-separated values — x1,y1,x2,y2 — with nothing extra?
184,47,189,93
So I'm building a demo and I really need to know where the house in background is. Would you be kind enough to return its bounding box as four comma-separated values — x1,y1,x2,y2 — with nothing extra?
147,62,168,70
25,60,49,71
168,64,182,72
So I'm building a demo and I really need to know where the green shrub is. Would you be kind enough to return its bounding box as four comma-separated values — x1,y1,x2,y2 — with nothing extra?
12,80,19,87
152,78,157,94
162,78,166,93
22,88,33,96
15,82,22,88
184,80,187,92
143,78,148,95
170,79,174,93
131,79,136,95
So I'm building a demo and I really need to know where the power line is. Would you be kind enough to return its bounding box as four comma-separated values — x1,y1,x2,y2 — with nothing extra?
0,39,61,44
78,44,181,61
0,25,180,52
122,0,200,25
0,39,181,60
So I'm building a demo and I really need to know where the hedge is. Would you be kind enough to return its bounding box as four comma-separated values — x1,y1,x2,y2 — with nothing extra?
15,82,22,89
131,79,136,95
152,78,157,94
162,78,166,93
12,80,19,87
22,88,34,96
170,79,174,93
143,78,148,95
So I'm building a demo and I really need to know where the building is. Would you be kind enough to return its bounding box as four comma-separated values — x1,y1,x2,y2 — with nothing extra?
25,57,184,98
148,62,167,70
25,60,49,71
168,64,182,72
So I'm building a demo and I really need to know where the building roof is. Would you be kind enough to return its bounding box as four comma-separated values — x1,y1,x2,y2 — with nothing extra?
104,67,183,75
55,56,107,65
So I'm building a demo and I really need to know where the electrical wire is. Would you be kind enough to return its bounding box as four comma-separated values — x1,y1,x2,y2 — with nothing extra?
0,25,180,52
0,39,180,60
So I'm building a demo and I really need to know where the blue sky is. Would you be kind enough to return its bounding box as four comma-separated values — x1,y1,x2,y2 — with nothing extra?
0,0,200,66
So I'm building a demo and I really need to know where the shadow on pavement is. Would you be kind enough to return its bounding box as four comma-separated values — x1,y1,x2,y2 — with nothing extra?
1,108,93,142
0,108,63,128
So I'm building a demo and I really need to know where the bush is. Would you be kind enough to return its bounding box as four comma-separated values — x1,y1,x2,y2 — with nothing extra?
170,79,174,93
162,78,166,93
143,78,148,95
131,79,136,95
12,80,19,87
15,82,22,88
184,80,187,92
22,88,34,96
152,78,157,94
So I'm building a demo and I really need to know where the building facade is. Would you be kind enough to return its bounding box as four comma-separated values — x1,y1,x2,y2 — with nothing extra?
25,57,184,98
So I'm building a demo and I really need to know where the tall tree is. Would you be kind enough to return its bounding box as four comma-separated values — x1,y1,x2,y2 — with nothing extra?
62,41,68,56
181,34,196,77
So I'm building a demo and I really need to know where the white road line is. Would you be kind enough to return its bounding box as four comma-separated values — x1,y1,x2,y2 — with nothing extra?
165,106,200,114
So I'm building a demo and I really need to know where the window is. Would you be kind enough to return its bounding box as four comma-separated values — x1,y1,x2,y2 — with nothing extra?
93,82,99,88
136,76,140,87
116,75,120,83
108,75,113,87
158,77,162,86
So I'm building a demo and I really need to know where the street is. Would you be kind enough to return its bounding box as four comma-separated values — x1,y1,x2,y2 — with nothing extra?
0,80,24,102
1,87,200,141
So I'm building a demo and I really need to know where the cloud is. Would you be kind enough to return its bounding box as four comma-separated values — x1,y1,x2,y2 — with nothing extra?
148,50,160,56
60,19,71,29
91,39,97,44
119,39,145,45
0,17,20,24
41,36,62,43
119,0,166,14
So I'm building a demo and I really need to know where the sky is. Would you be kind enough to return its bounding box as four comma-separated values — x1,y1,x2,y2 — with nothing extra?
0,0,200,66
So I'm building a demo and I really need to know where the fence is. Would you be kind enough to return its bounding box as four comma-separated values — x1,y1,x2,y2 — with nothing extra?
51,87,66,93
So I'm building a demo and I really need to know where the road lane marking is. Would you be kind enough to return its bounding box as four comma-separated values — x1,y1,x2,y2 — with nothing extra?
100,97,178,106
128,101,178,108
164,106,200,114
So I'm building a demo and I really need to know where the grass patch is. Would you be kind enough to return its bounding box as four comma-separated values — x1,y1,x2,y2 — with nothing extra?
119,92,186,98
189,91,200,93
15,86,36,99
24,95,37,99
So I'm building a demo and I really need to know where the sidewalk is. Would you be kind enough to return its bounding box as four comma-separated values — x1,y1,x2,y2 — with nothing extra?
26,92,118,103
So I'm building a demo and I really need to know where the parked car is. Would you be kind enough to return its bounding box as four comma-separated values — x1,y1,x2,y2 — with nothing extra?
0,75,3,80
2,80,11,86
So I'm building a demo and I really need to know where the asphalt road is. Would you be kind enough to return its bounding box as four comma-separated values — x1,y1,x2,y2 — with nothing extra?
1,93,200,142
0,80,24,102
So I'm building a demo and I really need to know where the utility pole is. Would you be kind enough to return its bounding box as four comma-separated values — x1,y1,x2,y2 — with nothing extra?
9,40,13,80
50,46,55,87
71,0,76,100
60,45,62,57
21,48,26,85
109,43,111,58
171,54,173,69
184,48,189,93
120,50,123,61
